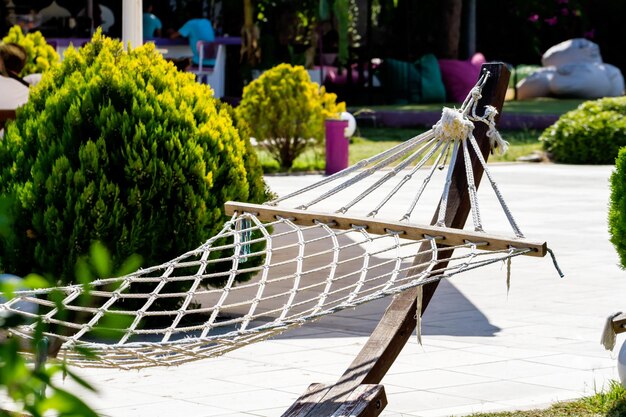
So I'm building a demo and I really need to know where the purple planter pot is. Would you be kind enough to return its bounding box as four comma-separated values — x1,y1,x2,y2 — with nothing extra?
325,119,349,176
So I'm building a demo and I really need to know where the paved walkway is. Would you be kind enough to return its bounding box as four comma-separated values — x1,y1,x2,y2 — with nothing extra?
65,163,623,417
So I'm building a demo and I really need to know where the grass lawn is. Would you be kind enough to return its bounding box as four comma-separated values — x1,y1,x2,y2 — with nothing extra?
465,381,626,417
352,98,584,116
258,97,580,172
257,126,543,173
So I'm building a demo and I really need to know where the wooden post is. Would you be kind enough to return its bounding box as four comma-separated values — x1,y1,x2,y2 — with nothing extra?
282,63,511,417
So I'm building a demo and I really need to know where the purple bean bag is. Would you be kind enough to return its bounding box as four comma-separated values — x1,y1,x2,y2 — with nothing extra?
438,54,484,102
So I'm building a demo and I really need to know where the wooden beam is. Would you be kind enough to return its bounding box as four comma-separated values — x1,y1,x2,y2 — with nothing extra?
612,313,626,335
283,384,387,417
282,63,511,416
225,202,546,257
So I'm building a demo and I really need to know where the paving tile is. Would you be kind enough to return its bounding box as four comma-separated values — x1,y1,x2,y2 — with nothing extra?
384,390,479,414
192,388,298,413
391,349,502,370
460,344,556,360
98,399,233,417
453,359,576,380
382,369,494,391
515,367,619,394
220,367,335,390
523,353,616,371
430,380,579,404
415,401,508,417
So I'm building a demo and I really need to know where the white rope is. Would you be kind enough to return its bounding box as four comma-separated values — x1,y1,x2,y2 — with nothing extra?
338,136,439,214
436,139,461,227
462,136,483,232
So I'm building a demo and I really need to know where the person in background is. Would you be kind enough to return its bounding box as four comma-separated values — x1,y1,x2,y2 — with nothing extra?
0,43,29,110
170,1,215,67
143,2,162,40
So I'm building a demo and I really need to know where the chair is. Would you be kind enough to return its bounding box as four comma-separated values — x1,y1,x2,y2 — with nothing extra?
188,41,226,98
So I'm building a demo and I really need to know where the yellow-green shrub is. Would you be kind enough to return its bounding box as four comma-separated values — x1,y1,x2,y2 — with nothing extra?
540,97,626,164
237,63,345,169
610,146,626,268
2,25,59,76
0,31,267,286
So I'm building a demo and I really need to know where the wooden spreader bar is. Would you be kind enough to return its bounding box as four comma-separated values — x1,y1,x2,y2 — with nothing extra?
224,201,547,257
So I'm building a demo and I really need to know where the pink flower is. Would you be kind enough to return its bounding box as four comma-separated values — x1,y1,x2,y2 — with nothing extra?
561,8,569,16
528,14,540,22
584,29,595,39
544,16,558,26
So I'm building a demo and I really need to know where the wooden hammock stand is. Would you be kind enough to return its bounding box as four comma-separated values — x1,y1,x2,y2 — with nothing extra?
610,313,626,335
277,63,512,417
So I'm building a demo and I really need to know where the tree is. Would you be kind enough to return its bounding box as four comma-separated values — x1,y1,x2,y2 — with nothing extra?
437,0,463,59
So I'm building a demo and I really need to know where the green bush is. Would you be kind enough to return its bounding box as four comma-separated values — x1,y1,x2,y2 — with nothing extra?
510,64,541,88
0,31,267,285
540,97,626,164
237,63,345,169
2,25,59,76
610,146,626,268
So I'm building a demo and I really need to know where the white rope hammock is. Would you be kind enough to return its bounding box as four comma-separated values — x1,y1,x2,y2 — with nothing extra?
1,71,557,369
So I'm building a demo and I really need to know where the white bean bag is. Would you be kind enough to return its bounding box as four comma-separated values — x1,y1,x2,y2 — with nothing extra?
550,63,617,99
516,67,555,100
542,38,602,67
604,63,626,96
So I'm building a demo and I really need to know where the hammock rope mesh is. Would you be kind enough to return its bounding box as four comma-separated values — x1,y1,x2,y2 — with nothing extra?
1,70,551,369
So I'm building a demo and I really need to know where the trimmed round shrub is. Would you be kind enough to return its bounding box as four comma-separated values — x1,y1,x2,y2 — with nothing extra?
540,97,626,164
610,146,626,269
236,63,345,169
2,25,59,76
0,31,267,284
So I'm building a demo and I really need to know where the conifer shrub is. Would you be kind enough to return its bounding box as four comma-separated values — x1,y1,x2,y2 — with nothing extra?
610,146,626,269
540,97,626,164
0,32,267,288
2,25,59,76
236,63,345,169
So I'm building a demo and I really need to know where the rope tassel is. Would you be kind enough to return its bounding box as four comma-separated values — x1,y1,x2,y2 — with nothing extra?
601,312,622,351
416,286,423,345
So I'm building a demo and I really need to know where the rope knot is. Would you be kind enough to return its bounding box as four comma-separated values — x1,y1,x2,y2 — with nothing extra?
470,86,482,100
482,105,509,155
434,107,474,142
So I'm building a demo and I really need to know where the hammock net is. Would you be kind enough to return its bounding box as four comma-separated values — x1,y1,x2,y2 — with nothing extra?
0,71,555,369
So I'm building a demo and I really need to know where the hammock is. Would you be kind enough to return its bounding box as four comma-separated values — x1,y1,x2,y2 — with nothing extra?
0,67,558,371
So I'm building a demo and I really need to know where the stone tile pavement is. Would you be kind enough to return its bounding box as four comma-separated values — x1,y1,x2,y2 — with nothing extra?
52,164,626,416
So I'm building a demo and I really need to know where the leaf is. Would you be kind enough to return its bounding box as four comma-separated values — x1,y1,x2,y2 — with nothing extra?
115,254,143,277
38,388,100,417
74,257,93,286
62,367,98,393
23,274,50,290
90,241,112,278
0,280,18,301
